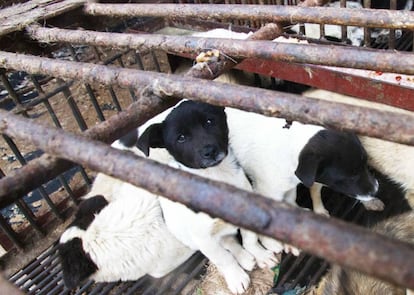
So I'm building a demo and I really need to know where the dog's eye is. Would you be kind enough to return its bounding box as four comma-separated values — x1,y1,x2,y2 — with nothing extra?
177,134,186,143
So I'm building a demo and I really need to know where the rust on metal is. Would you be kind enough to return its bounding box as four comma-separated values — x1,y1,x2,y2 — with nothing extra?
0,24,281,204
0,93,179,209
0,108,413,290
184,23,284,79
84,3,414,30
26,25,414,75
0,0,85,37
0,51,412,145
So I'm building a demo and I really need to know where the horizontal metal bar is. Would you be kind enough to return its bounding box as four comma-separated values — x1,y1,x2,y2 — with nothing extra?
0,23,278,210
0,51,412,145
0,109,413,290
26,26,414,75
84,3,414,30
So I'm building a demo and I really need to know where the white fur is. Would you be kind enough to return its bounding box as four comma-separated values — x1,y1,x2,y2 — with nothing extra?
84,184,193,281
60,139,194,284
225,107,322,203
156,148,278,293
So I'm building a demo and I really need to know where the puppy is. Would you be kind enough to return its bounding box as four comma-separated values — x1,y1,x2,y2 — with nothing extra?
303,88,414,213
316,211,414,295
137,100,279,294
58,135,194,289
225,107,379,207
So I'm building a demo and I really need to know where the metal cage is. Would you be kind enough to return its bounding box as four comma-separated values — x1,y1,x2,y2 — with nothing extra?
0,0,413,294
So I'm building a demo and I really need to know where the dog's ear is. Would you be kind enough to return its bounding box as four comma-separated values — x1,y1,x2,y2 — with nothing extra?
118,129,138,148
136,123,165,157
59,238,97,289
295,152,321,188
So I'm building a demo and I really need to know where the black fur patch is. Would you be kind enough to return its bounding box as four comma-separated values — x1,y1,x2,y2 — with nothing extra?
59,238,98,289
71,195,108,230
137,101,229,169
295,129,377,197
118,129,138,148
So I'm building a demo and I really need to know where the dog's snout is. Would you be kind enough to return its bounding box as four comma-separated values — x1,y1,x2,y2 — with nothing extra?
201,145,218,160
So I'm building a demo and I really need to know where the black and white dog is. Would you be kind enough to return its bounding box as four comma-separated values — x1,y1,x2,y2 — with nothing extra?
137,100,281,294
225,107,380,214
58,137,195,289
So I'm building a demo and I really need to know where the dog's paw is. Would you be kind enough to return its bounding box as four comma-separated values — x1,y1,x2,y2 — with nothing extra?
236,250,256,272
313,206,330,217
284,244,300,256
254,248,279,269
260,236,284,254
223,267,250,294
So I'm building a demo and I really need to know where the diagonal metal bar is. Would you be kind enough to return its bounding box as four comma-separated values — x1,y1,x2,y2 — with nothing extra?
84,3,414,30
0,24,281,208
0,51,412,145
0,92,178,209
0,109,413,290
26,25,414,75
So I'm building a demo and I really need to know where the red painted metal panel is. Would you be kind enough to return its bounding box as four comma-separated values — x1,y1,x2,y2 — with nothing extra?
237,58,414,112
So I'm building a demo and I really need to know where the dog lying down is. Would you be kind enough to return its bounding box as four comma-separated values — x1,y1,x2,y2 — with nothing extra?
137,100,282,294
315,211,414,295
58,139,195,289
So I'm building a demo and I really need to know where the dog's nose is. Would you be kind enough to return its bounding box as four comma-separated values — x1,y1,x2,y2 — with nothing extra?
201,145,218,160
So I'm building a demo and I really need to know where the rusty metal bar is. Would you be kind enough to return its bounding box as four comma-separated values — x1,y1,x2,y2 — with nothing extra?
1,51,413,145
26,26,414,75
0,24,280,209
84,3,414,30
0,94,178,209
0,109,413,290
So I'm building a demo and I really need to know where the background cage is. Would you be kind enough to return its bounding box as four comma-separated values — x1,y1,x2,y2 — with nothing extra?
0,0,413,294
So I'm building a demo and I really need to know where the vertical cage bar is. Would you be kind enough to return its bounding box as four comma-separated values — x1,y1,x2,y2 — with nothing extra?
57,78,88,131
340,0,347,42
388,0,397,49
68,46,106,122
29,75,63,129
0,70,28,117
116,55,137,101
0,168,44,234
92,46,122,112
364,0,372,46
0,214,23,250
2,135,63,220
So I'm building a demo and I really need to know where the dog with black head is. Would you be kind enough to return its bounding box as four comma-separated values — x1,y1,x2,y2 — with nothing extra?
137,100,280,294
225,107,380,216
